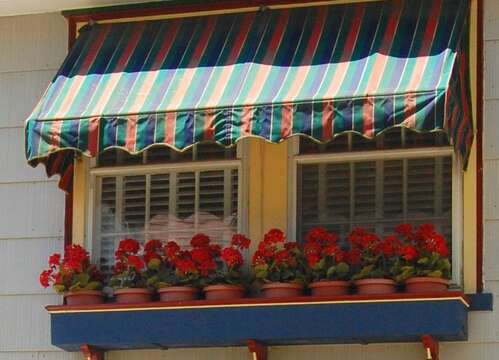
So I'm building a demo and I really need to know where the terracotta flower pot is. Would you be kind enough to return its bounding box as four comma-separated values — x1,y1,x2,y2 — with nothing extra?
158,286,199,302
114,288,152,304
309,280,350,297
405,277,449,293
354,278,396,295
64,290,104,306
204,284,245,300
261,282,303,298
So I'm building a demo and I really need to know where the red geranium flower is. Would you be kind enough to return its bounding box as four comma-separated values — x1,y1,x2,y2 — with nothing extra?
346,248,361,265
39,270,51,288
231,234,251,249
118,239,140,254
306,253,321,267
127,255,144,271
144,239,162,253
220,247,243,268
400,245,418,261
252,250,266,266
264,228,286,244
191,247,213,265
164,241,180,260
49,253,61,267
175,258,198,274
191,233,210,248
305,227,328,243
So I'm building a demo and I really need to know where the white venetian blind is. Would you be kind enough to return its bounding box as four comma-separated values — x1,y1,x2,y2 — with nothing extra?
296,129,453,242
95,143,239,273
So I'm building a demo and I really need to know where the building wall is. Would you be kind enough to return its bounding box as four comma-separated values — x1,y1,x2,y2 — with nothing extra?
1,1,499,359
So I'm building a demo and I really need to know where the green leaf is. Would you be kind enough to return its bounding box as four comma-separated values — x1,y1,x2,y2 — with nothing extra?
427,270,443,278
148,258,161,270
417,257,429,265
85,281,102,290
69,282,81,291
77,273,90,287
326,266,336,278
53,285,66,294
336,262,350,276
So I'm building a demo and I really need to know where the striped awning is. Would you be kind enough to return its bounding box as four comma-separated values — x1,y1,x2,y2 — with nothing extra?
26,0,472,191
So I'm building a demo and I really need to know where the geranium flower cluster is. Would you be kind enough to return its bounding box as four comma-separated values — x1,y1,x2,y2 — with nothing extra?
110,233,251,290
39,245,103,294
391,223,451,282
190,233,250,286
252,229,307,284
347,227,402,281
303,227,350,282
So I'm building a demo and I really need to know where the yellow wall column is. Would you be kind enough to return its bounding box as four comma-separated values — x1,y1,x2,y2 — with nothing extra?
247,139,289,253
72,158,88,246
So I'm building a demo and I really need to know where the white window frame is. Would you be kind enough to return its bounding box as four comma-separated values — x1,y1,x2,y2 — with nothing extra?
84,143,249,268
287,137,463,286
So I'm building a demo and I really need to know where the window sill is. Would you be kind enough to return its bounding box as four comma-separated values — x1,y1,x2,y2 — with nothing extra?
45,291,491,353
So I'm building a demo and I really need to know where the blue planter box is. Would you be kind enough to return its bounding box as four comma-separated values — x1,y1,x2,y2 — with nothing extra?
47,292,470,352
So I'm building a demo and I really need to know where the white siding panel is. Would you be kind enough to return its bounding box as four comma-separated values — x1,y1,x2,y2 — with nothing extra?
0,69,57,129
484,160,499,220
0,13,66,73
484,221,499,282
0,237,63,295
108,348,248,360
443,343,499,360
484,100,499,160
485,0,499,41
0,127,53,183
0,182,63,239
485,40,499,100
0,352,78,360
0,294,60,351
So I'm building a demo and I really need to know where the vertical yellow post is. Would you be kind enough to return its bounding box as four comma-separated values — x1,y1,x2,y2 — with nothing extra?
261,141,288,234
72,158,88,246
247,139,289,253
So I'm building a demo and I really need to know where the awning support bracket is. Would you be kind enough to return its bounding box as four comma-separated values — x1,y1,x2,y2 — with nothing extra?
81,344,105,360
421,335,439,360
247,339,267,360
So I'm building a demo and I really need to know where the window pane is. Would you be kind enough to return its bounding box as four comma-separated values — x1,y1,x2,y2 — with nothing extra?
96,167,239,272
298,128,450,154
297,156,452,246
97,142,236,166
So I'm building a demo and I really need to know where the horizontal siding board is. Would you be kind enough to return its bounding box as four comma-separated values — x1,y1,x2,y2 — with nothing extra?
0,13,66,73
0,237,63,295
485,0,499,41
484,160,499,220
0,127,55,183
485,40,499,100
0,294,61,351
0,182,64,239
0,351,79,360
0,69,57,129
484,100,499,160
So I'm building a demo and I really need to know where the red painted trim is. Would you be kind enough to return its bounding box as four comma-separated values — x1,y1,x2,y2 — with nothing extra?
46,291,467,312
64,0,333,24
247,340,268,360
421,335,439,360
64,192,73,247
476,0,484,293
68,17,77,49
80,344,105,360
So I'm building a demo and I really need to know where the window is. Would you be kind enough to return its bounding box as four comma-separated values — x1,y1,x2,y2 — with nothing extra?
91,143,243,273
291,128,462,283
